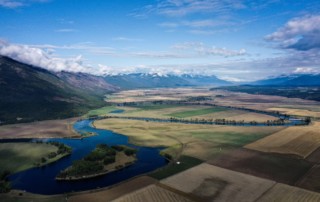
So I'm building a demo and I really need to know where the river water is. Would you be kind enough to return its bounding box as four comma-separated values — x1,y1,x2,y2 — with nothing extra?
8,119,167,195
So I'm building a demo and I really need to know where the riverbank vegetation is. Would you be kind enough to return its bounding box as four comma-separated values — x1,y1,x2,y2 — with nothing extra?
56,144,137,180
0,142,71,174
0,171,11,193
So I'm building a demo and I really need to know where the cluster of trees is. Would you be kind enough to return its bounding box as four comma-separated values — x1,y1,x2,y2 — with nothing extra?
34,142,72,165
0,170,11,193
57,144,137,179
57,160,104,178
84,144,116,162
111,145,137,156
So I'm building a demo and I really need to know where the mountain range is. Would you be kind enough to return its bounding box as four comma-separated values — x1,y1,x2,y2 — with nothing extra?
0,56,230,124
103,73,231,89
0,56,116,124
251,74,320,86
1,55,320,124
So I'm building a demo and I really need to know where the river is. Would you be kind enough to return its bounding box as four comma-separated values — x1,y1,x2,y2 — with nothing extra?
7,119,167,195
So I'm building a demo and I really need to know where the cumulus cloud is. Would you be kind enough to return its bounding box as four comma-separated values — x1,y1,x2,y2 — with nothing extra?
266,15,320,51
0,40,89,73
0,0,49,8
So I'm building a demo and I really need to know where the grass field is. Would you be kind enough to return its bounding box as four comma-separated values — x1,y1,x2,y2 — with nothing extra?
86,106,117,117
108,88,320,118
258,183,320,201
68,176,157,202
245,121,320,158
149,155,203,180
112,184,192,202
167,107,226,118
0,118,79,139
267,107,320,118
0,191,66,202
94,118,283,161
116,105,213,119
0,143,65,173
207,148,311,184
161,163,276,202
297,165,320,192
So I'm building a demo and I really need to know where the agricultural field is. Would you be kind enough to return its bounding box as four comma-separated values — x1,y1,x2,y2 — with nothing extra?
0,142,68,173
92,104,279,123
108,88,320,111
267,107,320,118
149,155,203,180
245,122,320,158
94,118,283,161
207,148,311,184
112,184,193,202
0,117,79,139
296,165,320,192
0,190,66,202
106,88,212,103
258,183,320,202
166,107,226,118
85,106,117,117
161,163,276,202
68,176,157,202
107,88,320,119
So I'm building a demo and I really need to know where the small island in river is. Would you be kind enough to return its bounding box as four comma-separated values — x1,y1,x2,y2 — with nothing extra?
56,144,137,181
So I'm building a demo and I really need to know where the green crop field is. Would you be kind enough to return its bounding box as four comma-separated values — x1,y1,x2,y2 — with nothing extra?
86,106,117,117
167,107,227,118
135,104,180,110
149,155,203,180
0,143,66,173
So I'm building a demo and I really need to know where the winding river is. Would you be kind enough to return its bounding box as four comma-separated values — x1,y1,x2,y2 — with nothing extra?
5,110,306,195
7,119,167,195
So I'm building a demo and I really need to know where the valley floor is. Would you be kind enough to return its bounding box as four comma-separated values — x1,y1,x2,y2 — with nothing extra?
1,87,320,201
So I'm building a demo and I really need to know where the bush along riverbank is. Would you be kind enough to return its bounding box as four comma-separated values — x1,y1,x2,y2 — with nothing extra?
56,144,137,181
34,141,72,167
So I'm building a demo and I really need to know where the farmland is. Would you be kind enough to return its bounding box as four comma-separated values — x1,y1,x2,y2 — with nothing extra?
167,107,226,118
2,87,320,201
245,121,320,158
161,163,320,202
107,88,320,118
0,142,70,173
0,117,79,139
258,183,320,201
94,118,283,160
161,163,276,202
112,184,193,202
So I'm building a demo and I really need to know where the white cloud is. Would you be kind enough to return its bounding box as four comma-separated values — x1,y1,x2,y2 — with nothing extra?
0,40,89,73
0,0,49,8
266,15,320,50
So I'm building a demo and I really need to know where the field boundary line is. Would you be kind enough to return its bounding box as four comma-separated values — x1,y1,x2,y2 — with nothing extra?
253,183,277,202
294,164,317,187
156,182,203,202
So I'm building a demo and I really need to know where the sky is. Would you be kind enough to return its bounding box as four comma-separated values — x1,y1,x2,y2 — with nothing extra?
0,0,320,81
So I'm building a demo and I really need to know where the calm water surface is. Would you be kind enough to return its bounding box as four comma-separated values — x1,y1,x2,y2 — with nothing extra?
8,119,167,195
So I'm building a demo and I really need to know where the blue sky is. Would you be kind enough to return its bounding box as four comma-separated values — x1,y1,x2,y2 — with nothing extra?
0,0,320,81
